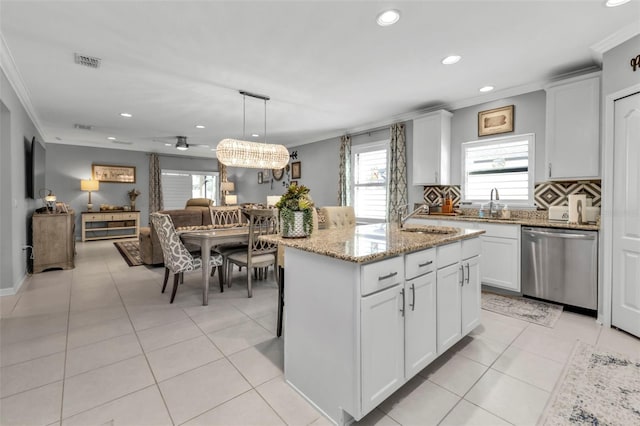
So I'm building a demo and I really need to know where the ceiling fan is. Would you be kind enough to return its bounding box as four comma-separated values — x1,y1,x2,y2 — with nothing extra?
151,136,213,151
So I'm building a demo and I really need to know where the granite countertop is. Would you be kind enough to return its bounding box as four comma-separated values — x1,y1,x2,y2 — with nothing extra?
260,223,485,264
412,213,600,231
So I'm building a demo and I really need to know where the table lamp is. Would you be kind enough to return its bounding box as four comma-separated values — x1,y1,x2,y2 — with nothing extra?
81,179,99,211
221,181,235,206
225,194,238,205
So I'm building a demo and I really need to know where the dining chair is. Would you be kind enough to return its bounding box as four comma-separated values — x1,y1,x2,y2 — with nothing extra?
225,209,278,298
319,206,356,229
150,212,224,303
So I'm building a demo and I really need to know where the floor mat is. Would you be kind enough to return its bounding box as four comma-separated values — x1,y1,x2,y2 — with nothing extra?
114,240,143,267
481,291,563,327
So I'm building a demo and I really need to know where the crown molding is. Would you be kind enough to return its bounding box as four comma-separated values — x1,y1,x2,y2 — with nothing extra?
590,21,640,62
0,31,48,141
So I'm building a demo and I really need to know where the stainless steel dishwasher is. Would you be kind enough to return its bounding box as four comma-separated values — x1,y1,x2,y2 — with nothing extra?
521,227,598,310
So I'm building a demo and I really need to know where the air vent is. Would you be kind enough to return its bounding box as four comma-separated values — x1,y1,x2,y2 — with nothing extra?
74,123,93,131
74,53,101,69
112,140,133,145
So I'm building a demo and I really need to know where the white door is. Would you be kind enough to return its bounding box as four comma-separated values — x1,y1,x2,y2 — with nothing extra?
405,272,437,378
461,256,482,335
361,285,404,414
612,92,640,338
436,262,462,353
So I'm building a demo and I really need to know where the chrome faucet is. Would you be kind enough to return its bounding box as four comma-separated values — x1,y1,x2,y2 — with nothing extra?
399,204,429,228
489,188,500,217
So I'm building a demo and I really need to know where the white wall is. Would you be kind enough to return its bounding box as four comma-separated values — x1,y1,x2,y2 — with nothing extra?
603,35,640,97
0,68,41,292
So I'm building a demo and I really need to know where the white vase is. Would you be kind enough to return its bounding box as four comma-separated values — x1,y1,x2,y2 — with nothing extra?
281,211,308,238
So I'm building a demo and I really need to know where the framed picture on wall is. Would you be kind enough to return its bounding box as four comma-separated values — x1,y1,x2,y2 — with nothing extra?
258,172,264,184
291,161,301,179
92,164,136,183
478,105,514,137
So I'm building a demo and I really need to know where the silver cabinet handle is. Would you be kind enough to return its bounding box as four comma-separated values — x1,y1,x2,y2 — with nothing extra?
465,263,470,284
418,260,433,268
548,163,552,178
410,283,416,311
400,288,405,317
378,271,398,281
523,229,595,240
459,264,465,286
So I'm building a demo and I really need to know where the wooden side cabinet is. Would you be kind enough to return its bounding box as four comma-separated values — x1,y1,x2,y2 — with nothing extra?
32,212,75,273
82,211,140,242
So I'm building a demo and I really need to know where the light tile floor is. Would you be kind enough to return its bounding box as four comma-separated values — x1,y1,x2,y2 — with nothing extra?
1,240,639,425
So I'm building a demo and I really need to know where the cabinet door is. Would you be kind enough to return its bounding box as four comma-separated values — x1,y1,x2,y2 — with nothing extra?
436,262,462,353
480,236,519,291
361,285,404,414
412,110,452,185
546,74,600,180
461,256,481,335
405,272,437,378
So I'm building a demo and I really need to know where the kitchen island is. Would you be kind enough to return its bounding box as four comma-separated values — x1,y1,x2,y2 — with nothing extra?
261,223,485,425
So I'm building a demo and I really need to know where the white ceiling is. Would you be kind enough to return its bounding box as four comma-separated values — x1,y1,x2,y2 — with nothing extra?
1,0,638,158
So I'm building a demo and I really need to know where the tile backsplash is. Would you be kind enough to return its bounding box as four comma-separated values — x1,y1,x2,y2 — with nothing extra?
423,180,601,210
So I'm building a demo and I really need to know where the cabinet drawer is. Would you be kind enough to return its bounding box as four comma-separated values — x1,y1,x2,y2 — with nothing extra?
361,256,404,296
84,213,105,221
480,223,519,239
122,212,138,220
405,248,436,280
462,238,481,260
437,242,461,269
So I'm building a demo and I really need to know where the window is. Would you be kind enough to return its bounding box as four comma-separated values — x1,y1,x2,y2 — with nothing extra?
161,170,218,210
351,141,389,222
462,133,535,205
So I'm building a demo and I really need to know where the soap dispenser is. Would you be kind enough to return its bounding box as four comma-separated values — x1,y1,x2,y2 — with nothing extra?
501,204,510,219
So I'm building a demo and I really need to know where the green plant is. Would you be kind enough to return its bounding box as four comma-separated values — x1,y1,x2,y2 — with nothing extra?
276,184,314,235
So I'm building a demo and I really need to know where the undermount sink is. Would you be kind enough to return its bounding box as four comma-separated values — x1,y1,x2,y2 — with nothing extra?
401,226,459,235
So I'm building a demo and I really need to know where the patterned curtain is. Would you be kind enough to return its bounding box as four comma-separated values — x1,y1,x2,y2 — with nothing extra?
149,153,163,213
218,160,227,183
388,123,408,222
338,135,351,206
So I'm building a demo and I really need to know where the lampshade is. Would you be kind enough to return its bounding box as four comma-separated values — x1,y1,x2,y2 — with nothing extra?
44,192,57,202
80,179,99,192
225,194,238,205
220,181,235,192
267,196,280,207
216,139,289,169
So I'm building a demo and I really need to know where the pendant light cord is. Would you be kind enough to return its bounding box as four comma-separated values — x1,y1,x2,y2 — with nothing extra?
264,98,267,143
242,93,246,139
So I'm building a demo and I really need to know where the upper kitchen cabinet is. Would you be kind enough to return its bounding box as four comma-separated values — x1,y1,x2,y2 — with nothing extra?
413,110,453,185
545,72,601,180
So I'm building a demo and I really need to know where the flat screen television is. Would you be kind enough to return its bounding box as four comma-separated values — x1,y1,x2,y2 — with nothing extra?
26,136,46,199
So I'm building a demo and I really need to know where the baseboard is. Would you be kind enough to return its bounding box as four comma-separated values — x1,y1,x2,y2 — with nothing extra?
0,272,28,296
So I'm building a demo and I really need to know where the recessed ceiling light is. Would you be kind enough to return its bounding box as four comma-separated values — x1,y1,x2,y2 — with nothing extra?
119,112,132,118
107,136,116,140
479,86,495,93
164,143,172,147
195,125,205,129
376,9,400,26
605,0,630,6
251,133,260,138
442,55,461,65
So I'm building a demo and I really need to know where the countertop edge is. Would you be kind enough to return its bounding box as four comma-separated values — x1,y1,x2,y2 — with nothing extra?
412,214,600,231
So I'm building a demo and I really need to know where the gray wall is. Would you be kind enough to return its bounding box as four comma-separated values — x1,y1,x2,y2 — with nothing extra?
46,144,218,239
0,69,42,292
603,35,640,97
450,90,547,185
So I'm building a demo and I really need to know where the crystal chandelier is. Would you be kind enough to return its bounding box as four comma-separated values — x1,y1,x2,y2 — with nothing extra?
216,91,289,169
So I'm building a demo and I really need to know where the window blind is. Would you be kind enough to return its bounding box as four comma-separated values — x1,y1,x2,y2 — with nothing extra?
353,145,388,221
161,170,218,210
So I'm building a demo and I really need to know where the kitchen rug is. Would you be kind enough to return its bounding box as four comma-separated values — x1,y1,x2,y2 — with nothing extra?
481,291,563,327
114,240,143,266
539,341,640,425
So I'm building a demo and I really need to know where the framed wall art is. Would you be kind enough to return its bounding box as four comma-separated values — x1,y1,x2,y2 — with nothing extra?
291,161,301,179
258,172,264,184
92,164,136,183
478,105,514,137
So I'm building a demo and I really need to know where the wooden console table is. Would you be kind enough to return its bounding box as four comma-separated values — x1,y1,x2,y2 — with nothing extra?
33,212,75,273
81,211,140,242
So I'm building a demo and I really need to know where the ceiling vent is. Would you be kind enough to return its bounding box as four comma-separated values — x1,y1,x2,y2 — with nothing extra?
74,53,101,69
74,123,93,131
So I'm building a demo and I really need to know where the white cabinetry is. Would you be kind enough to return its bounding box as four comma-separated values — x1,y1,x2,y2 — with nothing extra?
545,72,601,180
437,262,462,352
413,110,452,185
461,249,481,334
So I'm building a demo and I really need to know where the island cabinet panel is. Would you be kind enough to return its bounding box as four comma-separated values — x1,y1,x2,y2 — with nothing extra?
404,271,437,378
361,285,405,414
436,262,462,353
461,254,481,335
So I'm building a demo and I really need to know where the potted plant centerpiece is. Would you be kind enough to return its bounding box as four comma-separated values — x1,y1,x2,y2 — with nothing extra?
276,183,314,238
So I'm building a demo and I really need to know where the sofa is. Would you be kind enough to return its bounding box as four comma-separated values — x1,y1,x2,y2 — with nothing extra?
139,198,214,265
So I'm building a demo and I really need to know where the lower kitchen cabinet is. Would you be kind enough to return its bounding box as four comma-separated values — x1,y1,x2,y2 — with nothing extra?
404,271,437,378
437,262,462,353
480,235,519,291
461,254,481,334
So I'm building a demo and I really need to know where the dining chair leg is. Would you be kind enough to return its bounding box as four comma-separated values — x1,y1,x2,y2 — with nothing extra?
226,261,233,288
217,265,224,292
180,272,184,285
162,267,170,293
247,266,253,298
170,273,180,303
277,266,285,338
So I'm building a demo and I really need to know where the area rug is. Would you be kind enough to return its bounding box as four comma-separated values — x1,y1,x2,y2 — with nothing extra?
481,291,563,327
114,240,143,267
539,341,640,425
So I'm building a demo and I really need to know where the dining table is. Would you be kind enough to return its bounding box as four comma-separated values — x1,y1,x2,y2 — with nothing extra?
178,226,250,305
